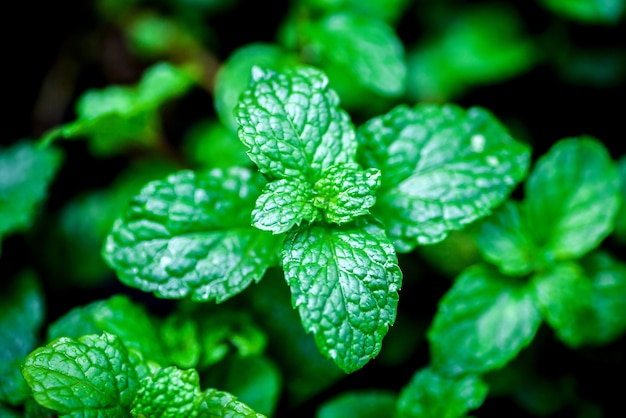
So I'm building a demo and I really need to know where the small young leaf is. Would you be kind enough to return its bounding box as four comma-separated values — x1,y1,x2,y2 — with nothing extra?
396,366,488,418
313,163,381,224
472,200,537,276
0,140,62,242
357,103,530,252
0,271,45,405
160,313,201,369
532,252,626,347
524,137,620,261
282,218,402,373
198,388,266,418
316,390,396,418
427,264,542,376
252,178,319,234
235,66,356,182
103,167,283,302
21,332,139,416
131,366,202,418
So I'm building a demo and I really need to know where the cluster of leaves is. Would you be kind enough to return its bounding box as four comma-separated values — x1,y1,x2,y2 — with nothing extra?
2,0,626,416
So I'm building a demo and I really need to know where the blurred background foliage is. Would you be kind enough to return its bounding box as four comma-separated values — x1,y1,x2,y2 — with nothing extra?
3,0,626,416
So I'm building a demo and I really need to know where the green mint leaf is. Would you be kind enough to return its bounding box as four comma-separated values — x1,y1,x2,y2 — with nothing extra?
235,66,356,182
357,104,530,252
532,252,626,347
313,163,381,224
302,13,407,98
182,119,252,169
0,271,45,405
42,62,194,156
46,294,168,365
0,140,62,242
103,167,282,302
612,156,626,242
524,137,620,261
427,264,542,375
198,388,266,418
282,218,402,373
252,178,319,234
539,0,625,24
302,0,411,23
214,42,296,132
316,390,396,418
472,200,537,276
396,366,488,418
21,332,139,416
160,313,201,369
131,366,202,418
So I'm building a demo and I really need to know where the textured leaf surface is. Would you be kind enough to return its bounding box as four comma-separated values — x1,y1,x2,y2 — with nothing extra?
235,66,356,182
357,103,530,251
0,140,62,240
472,201,537,276
316,390,396,418
532,252,626,347
313,163,381,224
282,218,402,373
396,367,488,418
21,332,139,417
303,13,407,98
104,168,282,302
198,389,266,417
47,295,168,365
252,178,319,234
131,367,202,418
524,137,620,261
427,264,542,375
0,271,45,405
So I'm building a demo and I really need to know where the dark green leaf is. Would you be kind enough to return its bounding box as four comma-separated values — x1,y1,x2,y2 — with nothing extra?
316,390,396,418
614,156,626,242
103,168,282,302
282,218,402,373
427,264,542,375
539,0,625,24
182,119,252,169
357,104,530,252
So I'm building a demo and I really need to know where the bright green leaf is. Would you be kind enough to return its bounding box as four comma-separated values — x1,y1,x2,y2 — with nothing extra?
21,332,139,417
316,389,396,418
198,388,266,418
427,264,542,375
103,167,282,302
301,0,411,23
313,163,381,224
472,200,537,276
524,137,620,262
539,0,625,24
131,366,202,418
0,140,62,242
0,271,45,405
282,218,402,373
182,119,252,169
160,313,201,369
252,178,319,234
357,103,530,252
302,13,406,98
614,156,626,242
235,66,356,182
396,366,488,418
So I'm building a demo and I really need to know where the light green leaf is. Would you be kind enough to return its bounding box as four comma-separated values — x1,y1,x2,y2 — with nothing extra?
357,103,530,252
396,366,488,418
539,0,625,24
282,218,402,373
252,178,319,234
313,163,381,224
235,66,356,182
302,13,406,98
614,156,626,242
131,366,202,418
21,332,139,417
103,167,282,302
0,140,62,241
198,389,266,418
532,252,626,347
316,390,396,418
524,137,620,261
182,119,252,169
301,0,411,23
472,200,537,276
427,264,542,375
0,271,45,405
215,42,297,133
